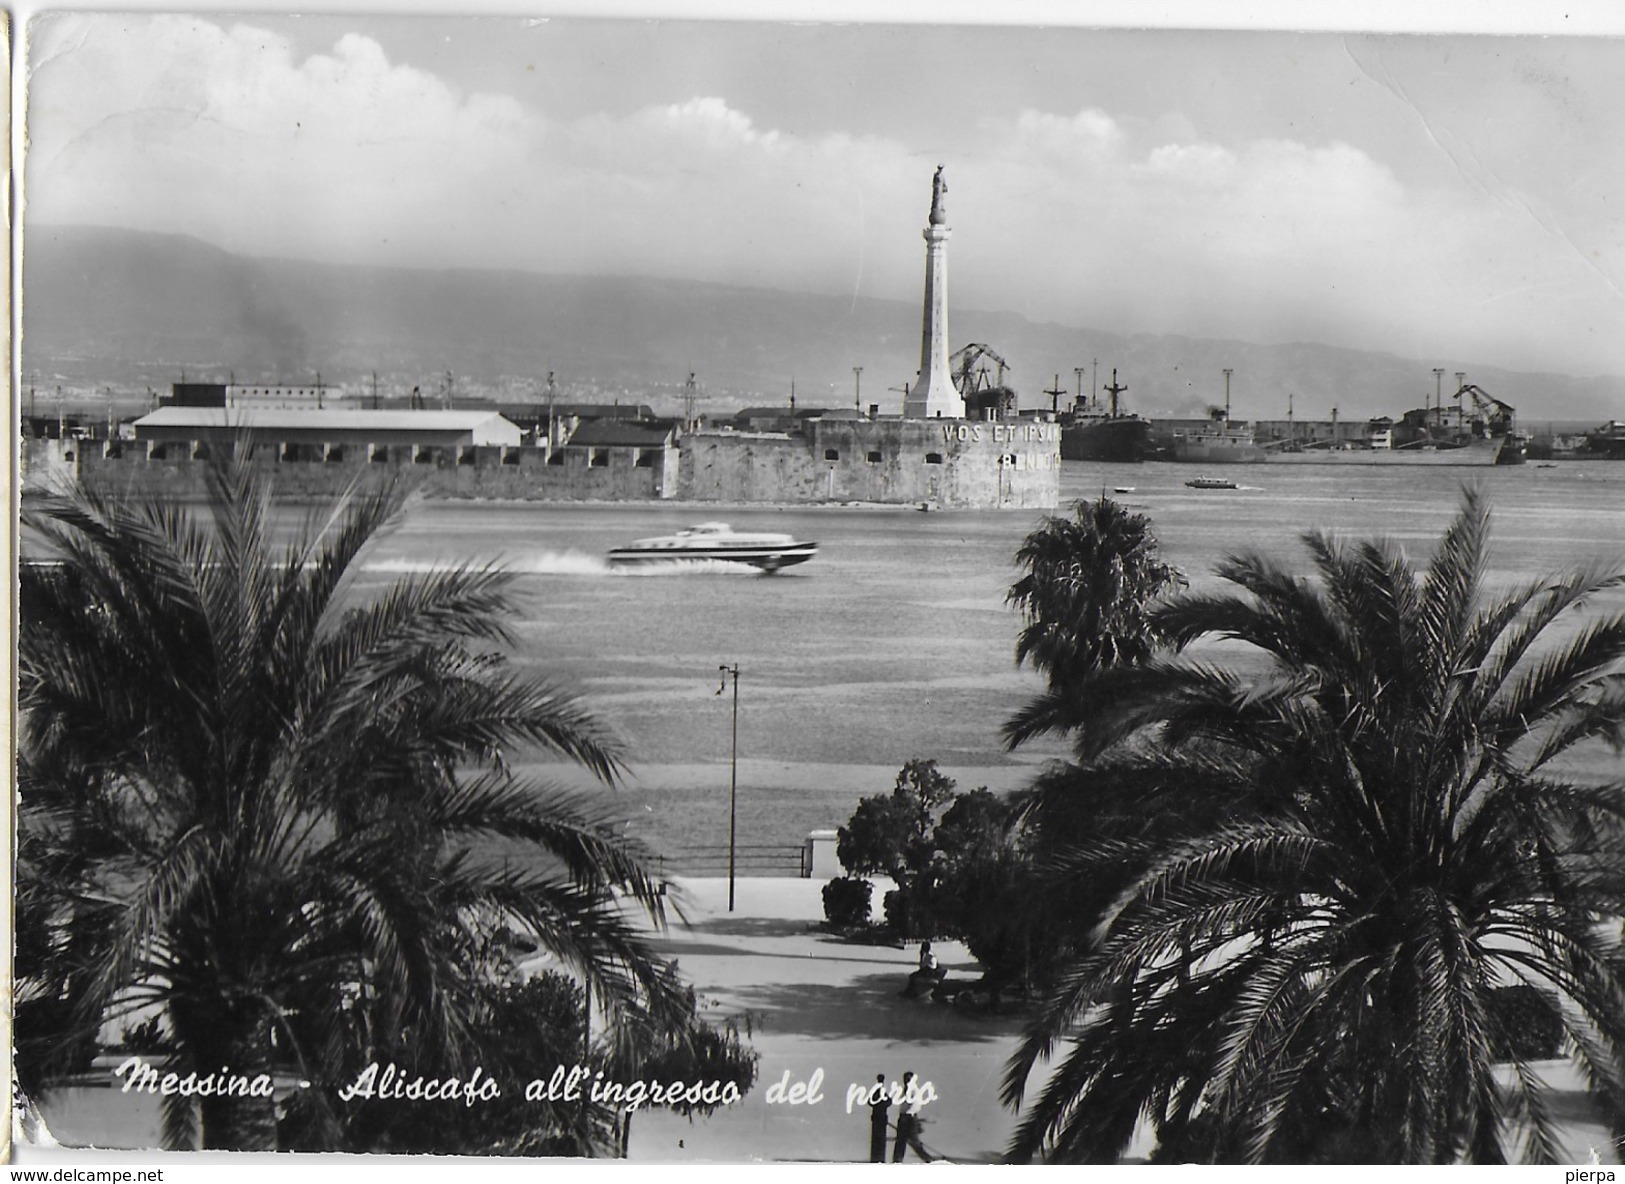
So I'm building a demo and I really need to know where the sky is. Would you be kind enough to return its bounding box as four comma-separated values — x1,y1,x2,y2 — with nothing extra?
20,6,1625,379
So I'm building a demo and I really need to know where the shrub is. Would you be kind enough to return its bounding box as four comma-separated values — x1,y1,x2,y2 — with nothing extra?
1487,984,1564,1061
822,877,873,928
883,885,926,937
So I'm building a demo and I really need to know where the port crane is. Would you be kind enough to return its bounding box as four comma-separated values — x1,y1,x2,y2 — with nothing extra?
950,343,1010,397
1457,382,1517,437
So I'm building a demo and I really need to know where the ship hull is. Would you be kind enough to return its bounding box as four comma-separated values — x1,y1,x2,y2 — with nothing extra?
1060,416,1154,462
1166,440,1270,464
1267,436,1525,466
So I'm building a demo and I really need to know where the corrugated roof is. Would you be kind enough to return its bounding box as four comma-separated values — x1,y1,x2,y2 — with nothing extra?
497,402,654,420
134,407,518,431
565,420,675,448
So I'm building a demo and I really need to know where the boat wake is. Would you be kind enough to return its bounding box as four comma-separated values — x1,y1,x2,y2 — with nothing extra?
362,551,761,577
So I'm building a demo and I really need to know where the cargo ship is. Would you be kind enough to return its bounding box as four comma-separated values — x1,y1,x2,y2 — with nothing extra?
1167,410,1269,464
1264,382,1525,466
1583,421,1625,460
1265,434,1522,466
1059,369,1156,463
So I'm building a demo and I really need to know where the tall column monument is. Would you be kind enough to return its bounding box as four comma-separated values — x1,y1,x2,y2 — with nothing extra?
903,165,965,420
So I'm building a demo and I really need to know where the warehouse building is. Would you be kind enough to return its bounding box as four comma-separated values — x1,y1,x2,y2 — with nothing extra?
130,407,523,459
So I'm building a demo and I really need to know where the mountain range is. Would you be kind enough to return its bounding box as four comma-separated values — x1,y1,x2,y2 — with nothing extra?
21,224,1625,427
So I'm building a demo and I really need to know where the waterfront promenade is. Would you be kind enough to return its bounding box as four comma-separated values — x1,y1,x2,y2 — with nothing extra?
624,877,1621,1165
624,875,1041,1164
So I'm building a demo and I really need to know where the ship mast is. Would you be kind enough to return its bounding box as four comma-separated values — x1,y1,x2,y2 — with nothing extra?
1044,374,1067,415
1103,369,1128,418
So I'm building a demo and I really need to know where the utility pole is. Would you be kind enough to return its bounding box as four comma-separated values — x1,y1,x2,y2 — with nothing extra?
545,371,557,454
716,664,740,913
1433,368,1445,422
852,366,863,413
371,371,380,410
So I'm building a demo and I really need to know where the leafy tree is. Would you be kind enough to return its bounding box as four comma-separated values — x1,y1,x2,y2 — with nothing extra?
617,980,760,1157
16,453,690,1151
286,965,757,1158
836,759,957,883
1002,488,1625,1163
283,969,616,1155
928,789,1033,993
834,793,917,882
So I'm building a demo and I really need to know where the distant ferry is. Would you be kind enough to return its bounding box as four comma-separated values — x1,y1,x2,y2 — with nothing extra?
1170,417,1268,464
607,522,818,573
1186,476,1238,490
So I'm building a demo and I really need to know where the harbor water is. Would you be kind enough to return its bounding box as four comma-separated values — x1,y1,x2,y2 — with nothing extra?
340,459,1625,870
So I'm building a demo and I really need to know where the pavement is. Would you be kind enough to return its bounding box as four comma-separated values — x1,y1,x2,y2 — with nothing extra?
626,876,1035,1164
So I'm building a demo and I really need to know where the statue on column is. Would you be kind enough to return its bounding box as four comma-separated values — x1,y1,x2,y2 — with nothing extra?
929,165,947,225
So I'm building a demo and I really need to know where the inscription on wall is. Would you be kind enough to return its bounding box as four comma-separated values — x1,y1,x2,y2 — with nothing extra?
942,424,1057,443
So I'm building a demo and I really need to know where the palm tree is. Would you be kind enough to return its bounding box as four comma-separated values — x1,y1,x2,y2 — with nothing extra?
17,452,688,1151
1006,496,1183,695
1001,487,1625,1163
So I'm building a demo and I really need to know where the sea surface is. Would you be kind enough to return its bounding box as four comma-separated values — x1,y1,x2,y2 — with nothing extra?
336,459,1625,870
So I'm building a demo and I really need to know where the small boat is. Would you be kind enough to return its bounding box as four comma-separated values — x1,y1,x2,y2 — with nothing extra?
607,522,818,573
1186,477,1238,490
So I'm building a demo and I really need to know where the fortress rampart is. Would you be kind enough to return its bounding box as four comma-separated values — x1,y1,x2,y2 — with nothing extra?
24,420,1058,510
24,439,677,502
678,419,1060,509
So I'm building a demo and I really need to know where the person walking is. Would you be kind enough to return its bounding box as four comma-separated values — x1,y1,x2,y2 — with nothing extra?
868,1073,891,1163
892,1071,933,1163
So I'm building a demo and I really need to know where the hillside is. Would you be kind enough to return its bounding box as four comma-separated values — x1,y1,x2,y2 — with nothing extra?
20,224,1625,425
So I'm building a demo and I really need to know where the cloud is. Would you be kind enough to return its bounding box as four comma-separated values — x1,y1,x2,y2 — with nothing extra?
1009,107,1122,158
634,96,781,150
23,16,1624,377
28,16,536,260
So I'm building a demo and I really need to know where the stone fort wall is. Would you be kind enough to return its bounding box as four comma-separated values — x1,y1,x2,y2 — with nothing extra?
24,422,1059,509
39,441,679,502
678,419,1060,509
